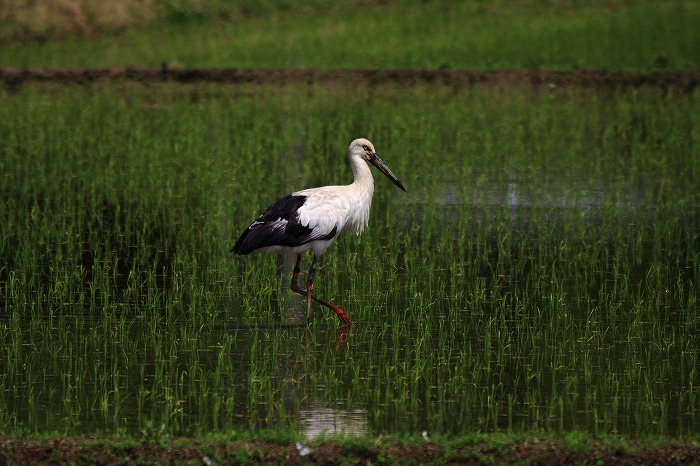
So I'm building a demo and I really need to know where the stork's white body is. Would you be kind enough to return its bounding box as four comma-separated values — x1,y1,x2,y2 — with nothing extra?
233,138,406,327
259,178,375,256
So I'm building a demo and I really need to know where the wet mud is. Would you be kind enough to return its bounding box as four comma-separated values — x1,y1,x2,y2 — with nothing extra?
2,67,699,92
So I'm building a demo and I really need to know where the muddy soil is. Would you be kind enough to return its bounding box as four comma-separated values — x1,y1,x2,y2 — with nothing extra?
2,67,699,91
1,437,698,465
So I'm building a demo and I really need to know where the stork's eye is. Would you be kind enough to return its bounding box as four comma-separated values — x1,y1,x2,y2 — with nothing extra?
362,144,370,152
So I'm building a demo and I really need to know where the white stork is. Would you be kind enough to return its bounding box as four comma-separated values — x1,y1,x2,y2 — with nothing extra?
233,138,406,327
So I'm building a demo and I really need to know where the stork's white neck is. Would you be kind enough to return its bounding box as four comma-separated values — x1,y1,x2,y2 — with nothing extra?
343,153,375,234
349,155,374,191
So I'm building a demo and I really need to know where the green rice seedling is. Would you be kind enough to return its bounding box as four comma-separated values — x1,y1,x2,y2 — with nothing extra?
0,81,698,439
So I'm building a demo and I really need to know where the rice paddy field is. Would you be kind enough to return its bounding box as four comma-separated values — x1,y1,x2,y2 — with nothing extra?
1,1,700,463
1,80,698,443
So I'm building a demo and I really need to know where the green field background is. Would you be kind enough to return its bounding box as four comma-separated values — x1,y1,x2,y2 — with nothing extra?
1,1,699,70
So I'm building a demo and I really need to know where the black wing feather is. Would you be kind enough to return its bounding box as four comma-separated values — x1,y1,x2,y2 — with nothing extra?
233,194,337,255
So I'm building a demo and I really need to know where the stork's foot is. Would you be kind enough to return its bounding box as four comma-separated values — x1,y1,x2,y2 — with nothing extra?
323,299,354,327
289,283,354,327
307,292,353,327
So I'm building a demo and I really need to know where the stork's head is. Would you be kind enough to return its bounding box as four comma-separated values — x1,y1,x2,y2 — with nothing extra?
349,138,407,192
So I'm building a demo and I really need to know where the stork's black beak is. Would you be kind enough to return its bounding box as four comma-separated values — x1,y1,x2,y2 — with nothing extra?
369,153,407,192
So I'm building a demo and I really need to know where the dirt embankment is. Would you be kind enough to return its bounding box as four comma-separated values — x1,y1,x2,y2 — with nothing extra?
1,437,699,465
2,67,700,91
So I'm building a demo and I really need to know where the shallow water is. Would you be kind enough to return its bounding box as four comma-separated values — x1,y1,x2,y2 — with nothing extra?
4,307,697,438
1,84,698,439
3,175,697,439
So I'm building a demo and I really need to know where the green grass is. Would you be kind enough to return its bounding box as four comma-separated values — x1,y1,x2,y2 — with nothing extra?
1,1,699,70
0,81,698,438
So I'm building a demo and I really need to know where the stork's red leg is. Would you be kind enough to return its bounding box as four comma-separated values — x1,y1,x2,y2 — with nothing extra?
290,254,304,294
289,254,354,327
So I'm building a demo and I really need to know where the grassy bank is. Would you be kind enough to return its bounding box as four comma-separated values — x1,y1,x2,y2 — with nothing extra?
1,1,699,70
